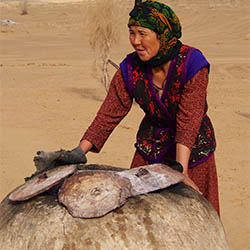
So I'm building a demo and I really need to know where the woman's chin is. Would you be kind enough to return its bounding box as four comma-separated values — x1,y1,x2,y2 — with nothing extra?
137,54,151,62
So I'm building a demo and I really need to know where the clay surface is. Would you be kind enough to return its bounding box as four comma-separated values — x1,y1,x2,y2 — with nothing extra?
0,169,229,250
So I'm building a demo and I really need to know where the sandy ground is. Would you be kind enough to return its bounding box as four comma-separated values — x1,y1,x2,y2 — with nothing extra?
0,0,249,249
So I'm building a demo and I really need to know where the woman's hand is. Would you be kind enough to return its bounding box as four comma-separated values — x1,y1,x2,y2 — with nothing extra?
182,173,202,194
175,143,201,194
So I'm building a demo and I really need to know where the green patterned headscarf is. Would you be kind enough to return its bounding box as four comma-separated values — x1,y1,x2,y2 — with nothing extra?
128,0,182,66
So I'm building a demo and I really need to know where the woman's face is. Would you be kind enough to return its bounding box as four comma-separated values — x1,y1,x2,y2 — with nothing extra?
129,26,160,61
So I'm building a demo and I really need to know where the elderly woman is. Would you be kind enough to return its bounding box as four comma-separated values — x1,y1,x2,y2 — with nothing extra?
78,0,220,215
33,0,217,215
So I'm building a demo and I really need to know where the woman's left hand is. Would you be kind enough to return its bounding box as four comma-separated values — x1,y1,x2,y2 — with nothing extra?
182,174,202,195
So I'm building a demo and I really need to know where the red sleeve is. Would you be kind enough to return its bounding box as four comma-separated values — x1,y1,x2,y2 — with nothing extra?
81,68,133,152
175,67,209,150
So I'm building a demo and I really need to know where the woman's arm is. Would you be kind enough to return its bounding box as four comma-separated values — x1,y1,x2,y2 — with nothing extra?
79,68,133,154
175,67,209,192
176,143,190,175
176,143,201,192
79,139,93,154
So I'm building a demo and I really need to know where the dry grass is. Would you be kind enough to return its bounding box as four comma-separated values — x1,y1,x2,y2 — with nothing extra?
20,1,28,15
85,0,125,91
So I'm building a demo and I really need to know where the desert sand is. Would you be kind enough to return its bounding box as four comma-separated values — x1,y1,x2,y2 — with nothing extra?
0,0,249,249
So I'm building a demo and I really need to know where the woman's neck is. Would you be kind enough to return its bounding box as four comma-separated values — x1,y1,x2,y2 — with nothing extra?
152,61,170,74
151,61,171,89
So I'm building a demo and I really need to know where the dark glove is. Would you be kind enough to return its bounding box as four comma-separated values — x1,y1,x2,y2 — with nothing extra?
164,158,183,173
55,146,87,166
32,146,87,175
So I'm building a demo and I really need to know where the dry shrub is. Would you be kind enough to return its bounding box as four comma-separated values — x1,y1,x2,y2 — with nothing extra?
85,0,124,91
20,1,28,15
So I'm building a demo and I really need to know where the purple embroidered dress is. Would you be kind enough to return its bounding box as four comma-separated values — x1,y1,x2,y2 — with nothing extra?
120,45,216,168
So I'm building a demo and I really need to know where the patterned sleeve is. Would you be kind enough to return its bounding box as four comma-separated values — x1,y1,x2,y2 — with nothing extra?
81,68,133,152
175,67,209,150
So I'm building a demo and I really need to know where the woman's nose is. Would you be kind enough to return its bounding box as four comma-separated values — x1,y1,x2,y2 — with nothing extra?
132,35,141,46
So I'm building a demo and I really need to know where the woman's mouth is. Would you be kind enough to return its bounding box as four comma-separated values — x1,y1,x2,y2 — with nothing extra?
136,49,146,55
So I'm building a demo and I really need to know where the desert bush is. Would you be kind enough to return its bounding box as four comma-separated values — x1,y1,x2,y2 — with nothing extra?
20,1,28,15
85,0,124,91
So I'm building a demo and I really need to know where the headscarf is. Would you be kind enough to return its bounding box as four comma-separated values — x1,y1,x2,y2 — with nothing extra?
128,0,182,66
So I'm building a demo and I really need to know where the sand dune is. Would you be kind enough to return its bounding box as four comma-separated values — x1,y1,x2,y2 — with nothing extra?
0,0,249,249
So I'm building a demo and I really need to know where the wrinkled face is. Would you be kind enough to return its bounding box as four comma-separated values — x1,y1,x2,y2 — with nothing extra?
129,26,160,61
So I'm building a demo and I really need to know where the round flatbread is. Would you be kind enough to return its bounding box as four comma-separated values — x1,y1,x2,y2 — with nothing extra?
58,171,131,218
9,165,77,202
